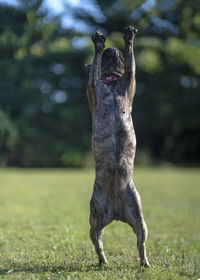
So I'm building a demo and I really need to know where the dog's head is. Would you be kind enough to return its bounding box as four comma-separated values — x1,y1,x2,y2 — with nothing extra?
101,47,125,77
85,47,125,78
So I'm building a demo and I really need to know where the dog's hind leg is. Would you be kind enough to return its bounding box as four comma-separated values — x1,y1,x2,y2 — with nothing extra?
135,219,149,267
122,182,150,267
90,225,107,265
90,184,113,265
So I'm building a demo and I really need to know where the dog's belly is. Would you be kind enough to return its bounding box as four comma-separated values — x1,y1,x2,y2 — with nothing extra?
92,120,136,164
92,96,136,186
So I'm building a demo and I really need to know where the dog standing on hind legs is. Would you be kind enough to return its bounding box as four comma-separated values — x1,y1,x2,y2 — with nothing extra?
87,26,150,267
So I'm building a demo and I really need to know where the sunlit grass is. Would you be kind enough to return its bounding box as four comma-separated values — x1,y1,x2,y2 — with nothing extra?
0,167,199,279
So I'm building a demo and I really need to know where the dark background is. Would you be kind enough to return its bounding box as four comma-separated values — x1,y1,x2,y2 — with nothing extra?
0,0,199,167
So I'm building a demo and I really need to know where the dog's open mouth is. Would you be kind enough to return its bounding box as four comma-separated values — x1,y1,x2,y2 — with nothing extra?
101,75,118,84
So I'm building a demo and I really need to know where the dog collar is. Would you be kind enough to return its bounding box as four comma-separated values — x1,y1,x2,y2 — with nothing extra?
101,75,118,84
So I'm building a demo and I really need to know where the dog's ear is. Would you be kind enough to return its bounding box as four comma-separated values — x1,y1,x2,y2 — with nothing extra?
85,64,92,74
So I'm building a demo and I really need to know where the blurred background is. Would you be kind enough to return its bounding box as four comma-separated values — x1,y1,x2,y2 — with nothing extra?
0,0,199,167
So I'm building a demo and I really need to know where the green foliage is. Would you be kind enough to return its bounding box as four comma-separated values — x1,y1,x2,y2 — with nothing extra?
0,1,91,167
0,0,199,166
0,111,18,165
0,167,199,279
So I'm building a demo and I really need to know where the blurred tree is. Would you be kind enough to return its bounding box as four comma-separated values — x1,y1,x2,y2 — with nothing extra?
69,0,200,164
0,0,199,167
0,1,91,167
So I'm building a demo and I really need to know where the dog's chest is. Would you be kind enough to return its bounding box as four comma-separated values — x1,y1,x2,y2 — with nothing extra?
92,85,132,141
98,86,127,116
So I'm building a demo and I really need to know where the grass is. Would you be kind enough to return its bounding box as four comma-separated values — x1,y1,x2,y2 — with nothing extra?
0,167,199,279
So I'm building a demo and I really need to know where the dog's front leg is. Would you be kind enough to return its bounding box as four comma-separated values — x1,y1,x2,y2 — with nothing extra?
87,31,105,114
123,26,138,107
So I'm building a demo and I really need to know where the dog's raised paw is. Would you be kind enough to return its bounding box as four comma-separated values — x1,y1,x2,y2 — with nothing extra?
123,26,138,42
92,31,105,51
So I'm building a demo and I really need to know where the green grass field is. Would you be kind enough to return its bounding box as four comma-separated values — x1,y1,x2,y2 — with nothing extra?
0,167,199,279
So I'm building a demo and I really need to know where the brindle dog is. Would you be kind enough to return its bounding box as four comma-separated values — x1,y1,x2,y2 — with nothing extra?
87,26,150,267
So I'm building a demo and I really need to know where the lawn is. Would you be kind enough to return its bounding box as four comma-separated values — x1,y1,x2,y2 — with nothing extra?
0,167,199,279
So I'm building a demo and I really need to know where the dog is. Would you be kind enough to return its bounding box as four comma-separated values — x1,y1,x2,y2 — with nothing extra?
87,26,150,267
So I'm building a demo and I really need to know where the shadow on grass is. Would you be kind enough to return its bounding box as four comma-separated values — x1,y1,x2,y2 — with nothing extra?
0,263,113,275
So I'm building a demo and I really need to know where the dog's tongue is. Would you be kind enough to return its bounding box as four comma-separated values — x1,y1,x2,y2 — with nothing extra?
101,75,118,83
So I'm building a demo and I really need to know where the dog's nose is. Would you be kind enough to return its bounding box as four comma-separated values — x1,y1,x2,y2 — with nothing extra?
108,48,117,55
